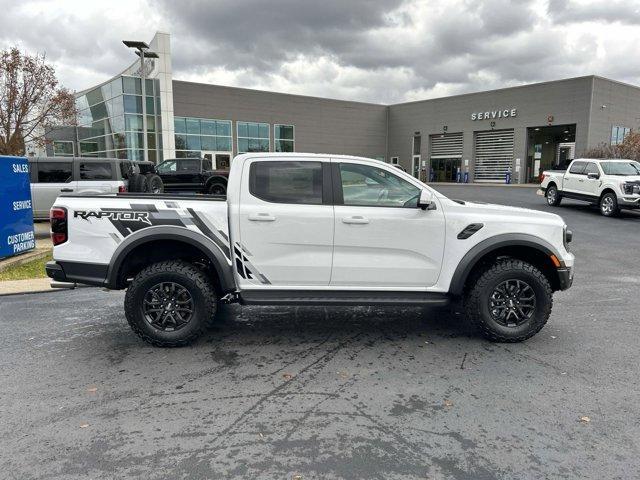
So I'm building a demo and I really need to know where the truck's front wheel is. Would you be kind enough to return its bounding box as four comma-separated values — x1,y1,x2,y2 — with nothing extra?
464,258,552,342
124,260,217,347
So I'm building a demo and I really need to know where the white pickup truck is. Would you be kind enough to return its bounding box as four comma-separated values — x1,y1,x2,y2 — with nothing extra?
540,158,640,217
47,153,574,346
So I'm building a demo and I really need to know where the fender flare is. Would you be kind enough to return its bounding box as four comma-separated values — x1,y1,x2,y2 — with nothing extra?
449,233,562,296
105,225,235,292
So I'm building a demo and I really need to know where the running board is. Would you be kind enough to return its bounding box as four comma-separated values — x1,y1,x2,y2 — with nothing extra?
238,290,450,306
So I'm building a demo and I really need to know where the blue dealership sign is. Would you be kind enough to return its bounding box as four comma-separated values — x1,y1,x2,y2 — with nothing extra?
0,156,35,259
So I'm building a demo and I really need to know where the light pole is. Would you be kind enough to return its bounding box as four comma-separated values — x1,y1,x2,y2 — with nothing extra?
123,40,158,163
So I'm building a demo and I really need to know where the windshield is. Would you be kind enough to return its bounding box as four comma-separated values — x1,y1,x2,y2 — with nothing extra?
600,161,640,176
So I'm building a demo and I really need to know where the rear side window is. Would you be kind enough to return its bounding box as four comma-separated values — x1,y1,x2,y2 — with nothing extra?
569,161,586,174
80,162,112,180
249,161,323,204
178,159,200,171
36,162,73,183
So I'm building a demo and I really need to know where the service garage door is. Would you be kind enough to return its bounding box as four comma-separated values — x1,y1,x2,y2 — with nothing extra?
473,129,514,182
429,133,463,182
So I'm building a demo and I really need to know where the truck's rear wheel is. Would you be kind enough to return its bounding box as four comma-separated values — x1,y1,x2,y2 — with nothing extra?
207,182,226,196
546,185,562,206
464,258,552,342
124,260,217,347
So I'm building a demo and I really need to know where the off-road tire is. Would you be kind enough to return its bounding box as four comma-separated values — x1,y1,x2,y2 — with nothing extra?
599,192,620,217
124,260,217,347
546,185,562,206
464,258,552,342
207,181,227,196
128,173,149,193
145,173,164,194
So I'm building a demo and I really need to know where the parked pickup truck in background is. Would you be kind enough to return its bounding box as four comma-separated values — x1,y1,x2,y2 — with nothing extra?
540,158,640,217
47,153,574,346
156,157,229,195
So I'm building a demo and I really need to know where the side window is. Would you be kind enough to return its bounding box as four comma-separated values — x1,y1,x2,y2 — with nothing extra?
157,160,176,173
584,162,599,175
202,158,212,171
249,161,323,205
80,162,112,180
37,162,73,183
178,159,200,172
569,161,586,174
338,163,420,208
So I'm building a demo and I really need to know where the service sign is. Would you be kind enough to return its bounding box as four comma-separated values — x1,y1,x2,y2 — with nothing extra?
0,156,35,259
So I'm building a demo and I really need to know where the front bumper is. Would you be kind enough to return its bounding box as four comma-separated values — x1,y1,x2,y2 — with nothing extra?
618,196,640,209
557,267,573,290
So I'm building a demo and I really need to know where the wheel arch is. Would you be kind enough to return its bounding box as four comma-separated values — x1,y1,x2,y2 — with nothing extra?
599,187,617,200
106,226,235,292
449,233,564,296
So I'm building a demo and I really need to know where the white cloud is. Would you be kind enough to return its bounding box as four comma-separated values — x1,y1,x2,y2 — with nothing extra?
1,0,639,103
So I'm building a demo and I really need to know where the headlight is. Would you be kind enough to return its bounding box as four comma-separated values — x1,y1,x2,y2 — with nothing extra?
622,182,640,195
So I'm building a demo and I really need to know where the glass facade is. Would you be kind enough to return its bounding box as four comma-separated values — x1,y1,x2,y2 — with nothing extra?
53,141,74,157
174,117,232,158
75,76,162,162
238,121,270,153
274,124,294,152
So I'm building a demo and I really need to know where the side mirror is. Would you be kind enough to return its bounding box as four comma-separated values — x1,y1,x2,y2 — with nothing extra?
587,172,600,180
418,190,436,210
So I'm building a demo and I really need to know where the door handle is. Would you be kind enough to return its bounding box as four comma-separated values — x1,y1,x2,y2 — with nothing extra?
248,213,276,222
342,216,369,224
60,188,74,192
578,179,584,182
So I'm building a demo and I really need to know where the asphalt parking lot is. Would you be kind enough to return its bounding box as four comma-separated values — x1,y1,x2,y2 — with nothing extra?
1,186,638,480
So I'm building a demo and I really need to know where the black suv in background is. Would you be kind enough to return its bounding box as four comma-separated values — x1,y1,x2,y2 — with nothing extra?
156,157,230,195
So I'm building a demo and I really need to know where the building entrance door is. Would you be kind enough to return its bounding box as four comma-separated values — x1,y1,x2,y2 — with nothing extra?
430,158,462,182
412,155,421,179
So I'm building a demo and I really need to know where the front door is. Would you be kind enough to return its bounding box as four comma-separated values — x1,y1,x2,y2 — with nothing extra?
331,160,445,288
582,161,602,198
238,158,334,287
412,155,421,179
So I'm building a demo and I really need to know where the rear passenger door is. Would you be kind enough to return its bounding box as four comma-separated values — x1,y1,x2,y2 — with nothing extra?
31,160,76,218
563,161,586,194
237,158,334,287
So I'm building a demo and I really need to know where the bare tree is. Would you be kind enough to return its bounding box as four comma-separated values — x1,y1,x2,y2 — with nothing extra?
583,131,640,161
0,47,76,156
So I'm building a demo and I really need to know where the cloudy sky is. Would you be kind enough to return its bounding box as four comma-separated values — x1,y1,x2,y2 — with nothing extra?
1,0,639,104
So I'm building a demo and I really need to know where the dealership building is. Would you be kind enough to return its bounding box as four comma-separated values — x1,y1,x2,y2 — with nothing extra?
46,32,640,183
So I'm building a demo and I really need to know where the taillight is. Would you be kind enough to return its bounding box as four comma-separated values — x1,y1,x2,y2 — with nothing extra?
119,185,127,193
50,207,68,246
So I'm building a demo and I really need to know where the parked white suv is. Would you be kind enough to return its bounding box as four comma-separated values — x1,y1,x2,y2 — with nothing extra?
540,158,640,217
47,153,574,346
29,157,160,219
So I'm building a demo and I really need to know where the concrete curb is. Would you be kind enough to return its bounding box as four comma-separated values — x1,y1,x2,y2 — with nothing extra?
0,278,61,296
0,248,51,273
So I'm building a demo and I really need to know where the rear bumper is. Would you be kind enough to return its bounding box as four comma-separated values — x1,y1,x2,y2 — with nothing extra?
46,261,108,287
557,267,573,291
